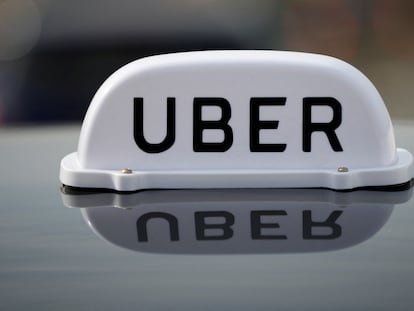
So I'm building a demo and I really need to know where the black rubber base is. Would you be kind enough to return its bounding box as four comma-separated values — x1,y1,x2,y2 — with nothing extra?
61,179,414,195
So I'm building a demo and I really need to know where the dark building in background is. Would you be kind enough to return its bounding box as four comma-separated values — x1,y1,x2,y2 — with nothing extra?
0,0,413,124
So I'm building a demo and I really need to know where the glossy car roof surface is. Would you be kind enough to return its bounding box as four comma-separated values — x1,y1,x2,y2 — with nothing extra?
1,121,414,310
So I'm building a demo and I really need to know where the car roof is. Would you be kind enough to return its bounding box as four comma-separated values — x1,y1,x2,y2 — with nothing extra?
1,121,414,309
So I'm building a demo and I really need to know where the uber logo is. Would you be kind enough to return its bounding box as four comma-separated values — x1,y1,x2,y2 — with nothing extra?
136,210,343,242
133,97,343,153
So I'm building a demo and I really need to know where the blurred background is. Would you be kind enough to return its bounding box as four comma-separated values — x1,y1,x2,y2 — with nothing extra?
0,0,413,125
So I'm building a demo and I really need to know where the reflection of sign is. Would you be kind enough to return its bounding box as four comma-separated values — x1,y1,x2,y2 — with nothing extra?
60,51,413,191
62,188,412,254
135,209,343,242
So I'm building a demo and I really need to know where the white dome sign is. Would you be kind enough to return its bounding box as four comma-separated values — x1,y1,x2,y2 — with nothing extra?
60,51,413,191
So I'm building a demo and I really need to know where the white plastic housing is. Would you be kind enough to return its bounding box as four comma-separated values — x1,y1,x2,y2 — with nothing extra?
60,51,413,191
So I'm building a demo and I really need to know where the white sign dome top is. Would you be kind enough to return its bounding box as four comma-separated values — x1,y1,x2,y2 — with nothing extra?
60,50,413,191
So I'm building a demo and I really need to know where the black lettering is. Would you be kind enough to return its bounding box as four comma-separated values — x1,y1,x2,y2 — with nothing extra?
302,97,343,152
193,98,233,152
133,97,175,153
302,210,343,240
137,212,179,242
251,210,287,240
250,97,287,152
195,211,234,240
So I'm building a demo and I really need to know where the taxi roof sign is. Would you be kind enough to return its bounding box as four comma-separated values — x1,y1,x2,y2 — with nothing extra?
60,51,414,191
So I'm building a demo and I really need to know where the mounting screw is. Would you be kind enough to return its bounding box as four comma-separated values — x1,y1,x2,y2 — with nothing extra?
121,168,133,174
337,167,349,173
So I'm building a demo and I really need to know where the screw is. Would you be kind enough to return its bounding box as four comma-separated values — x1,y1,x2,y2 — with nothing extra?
121,168,133,174
337,167,349,173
